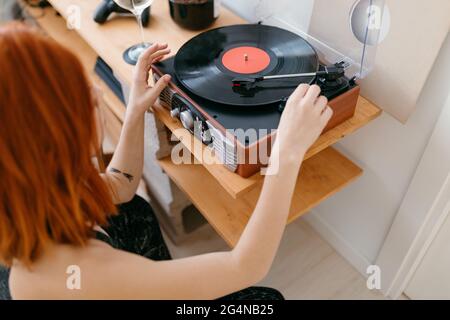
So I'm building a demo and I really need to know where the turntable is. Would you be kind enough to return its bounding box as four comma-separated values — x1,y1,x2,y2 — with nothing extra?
152,8,382,178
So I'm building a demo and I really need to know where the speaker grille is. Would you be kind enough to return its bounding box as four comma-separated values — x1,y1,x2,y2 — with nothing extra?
207,122,238,172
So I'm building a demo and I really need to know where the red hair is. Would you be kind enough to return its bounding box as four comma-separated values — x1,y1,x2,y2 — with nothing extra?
0,22,116,267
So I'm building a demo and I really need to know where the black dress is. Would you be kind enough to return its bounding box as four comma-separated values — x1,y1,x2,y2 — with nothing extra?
0,195,283,300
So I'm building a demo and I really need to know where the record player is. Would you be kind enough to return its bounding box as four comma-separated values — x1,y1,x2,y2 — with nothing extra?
151,1,385,178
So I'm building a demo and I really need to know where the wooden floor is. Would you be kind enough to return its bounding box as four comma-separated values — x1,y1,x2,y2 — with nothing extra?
161,213,386,300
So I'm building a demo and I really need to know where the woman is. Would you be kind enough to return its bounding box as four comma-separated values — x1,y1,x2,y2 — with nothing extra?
0,23,332,300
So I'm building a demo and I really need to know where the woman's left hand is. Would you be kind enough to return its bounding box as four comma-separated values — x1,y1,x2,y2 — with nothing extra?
127,43,172,116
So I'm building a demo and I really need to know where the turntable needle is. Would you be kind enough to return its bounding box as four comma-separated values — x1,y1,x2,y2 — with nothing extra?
232,65,345,88
233,72,319,86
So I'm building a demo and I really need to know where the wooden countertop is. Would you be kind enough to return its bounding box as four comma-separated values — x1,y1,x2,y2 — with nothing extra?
47,0,245,95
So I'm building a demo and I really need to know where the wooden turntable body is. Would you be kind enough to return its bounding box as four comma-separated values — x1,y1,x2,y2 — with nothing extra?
153,62,360,178
235,85,360,177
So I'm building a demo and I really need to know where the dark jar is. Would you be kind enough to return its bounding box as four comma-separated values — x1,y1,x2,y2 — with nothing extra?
169,0,220,30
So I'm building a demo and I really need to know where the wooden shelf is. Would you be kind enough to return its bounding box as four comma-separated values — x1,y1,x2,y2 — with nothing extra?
152,103,263,198
153,97,380,198
159,147,362,246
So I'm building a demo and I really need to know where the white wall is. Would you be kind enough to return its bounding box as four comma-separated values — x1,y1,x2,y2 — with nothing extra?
405,204,450,299
312,33,450,267
222,0,261,22
223,0,450,271
223,0,450,123
375,92,450,297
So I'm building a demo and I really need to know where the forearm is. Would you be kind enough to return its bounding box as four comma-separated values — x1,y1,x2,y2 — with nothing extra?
232,141,305,278
105,110,145,203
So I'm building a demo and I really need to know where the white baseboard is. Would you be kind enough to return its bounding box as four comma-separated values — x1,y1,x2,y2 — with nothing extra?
303,211,372,277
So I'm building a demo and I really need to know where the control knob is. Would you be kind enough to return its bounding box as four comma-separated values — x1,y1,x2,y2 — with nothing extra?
180,110,194,130
170,108,180,118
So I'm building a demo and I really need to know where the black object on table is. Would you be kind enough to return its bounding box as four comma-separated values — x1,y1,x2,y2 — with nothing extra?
94,57,126,104
93,0,150,26
169,0,218,30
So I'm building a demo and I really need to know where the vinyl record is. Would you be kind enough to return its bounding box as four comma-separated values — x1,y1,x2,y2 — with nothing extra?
174,24,319,106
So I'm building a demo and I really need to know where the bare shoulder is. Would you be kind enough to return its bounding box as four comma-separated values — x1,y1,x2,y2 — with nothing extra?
9,240,155,300
10,240,238,300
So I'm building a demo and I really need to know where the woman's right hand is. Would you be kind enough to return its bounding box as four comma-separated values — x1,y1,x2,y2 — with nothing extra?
127,43,171,116
276,84,333,159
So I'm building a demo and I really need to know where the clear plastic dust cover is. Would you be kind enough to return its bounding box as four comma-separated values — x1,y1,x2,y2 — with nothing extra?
255,0,388,79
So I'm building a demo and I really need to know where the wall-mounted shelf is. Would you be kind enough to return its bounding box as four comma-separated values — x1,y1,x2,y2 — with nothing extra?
158,147,362,246
153,96,380,198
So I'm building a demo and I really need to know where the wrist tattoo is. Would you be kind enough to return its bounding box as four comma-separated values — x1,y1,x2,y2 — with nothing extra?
109,168,134,182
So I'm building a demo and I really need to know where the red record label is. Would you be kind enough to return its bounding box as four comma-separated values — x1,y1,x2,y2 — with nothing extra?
222,46,271,74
